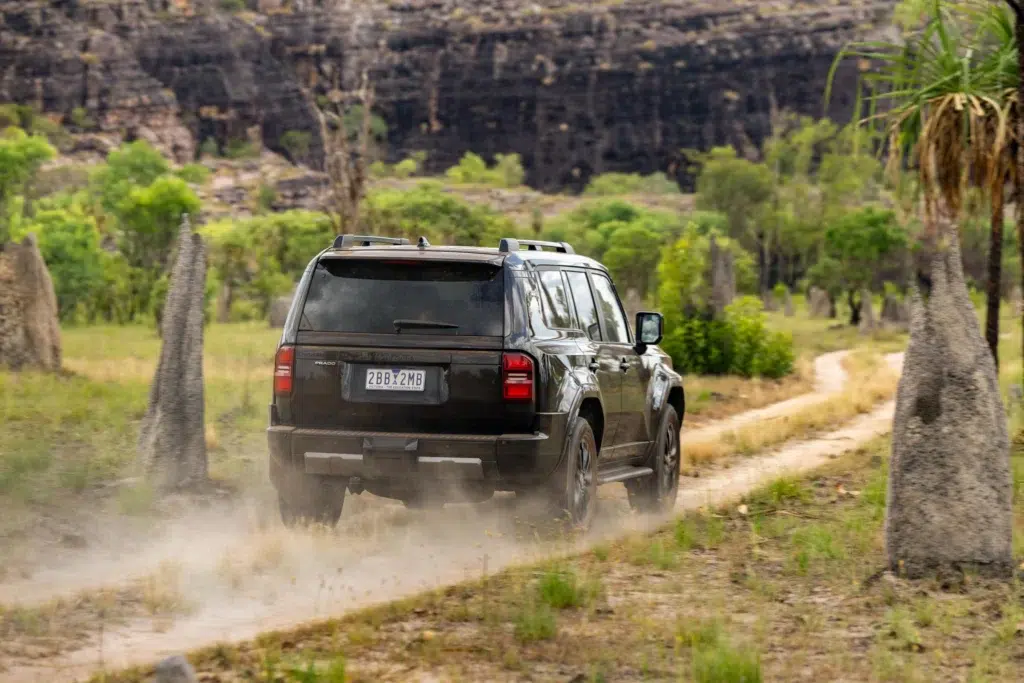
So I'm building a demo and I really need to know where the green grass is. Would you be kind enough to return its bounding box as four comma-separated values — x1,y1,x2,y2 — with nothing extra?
536,566,599,609
514,601,557,642
0,322,281,553
691,641,763,683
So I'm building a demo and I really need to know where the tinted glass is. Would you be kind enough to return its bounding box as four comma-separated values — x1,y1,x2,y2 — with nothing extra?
590,273,630,343
566,271,601,341
300,259,504,336
537,270,573,329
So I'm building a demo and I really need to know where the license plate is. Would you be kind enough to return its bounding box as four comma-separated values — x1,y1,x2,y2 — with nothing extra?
365,368,426,392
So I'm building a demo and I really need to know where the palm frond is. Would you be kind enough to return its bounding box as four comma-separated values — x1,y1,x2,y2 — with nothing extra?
825,0,1017,221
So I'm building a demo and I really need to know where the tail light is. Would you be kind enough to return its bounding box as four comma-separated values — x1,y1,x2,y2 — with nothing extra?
274,345,295,396
502,352,534,401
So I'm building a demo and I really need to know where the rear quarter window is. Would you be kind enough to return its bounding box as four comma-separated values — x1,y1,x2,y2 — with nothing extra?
300,259,505,336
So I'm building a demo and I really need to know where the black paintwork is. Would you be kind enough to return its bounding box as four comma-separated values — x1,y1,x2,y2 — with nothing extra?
267,242,685,503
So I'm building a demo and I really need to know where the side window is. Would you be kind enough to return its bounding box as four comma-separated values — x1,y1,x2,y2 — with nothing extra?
590,273,630,344
537,269,574,329
566,271,601,341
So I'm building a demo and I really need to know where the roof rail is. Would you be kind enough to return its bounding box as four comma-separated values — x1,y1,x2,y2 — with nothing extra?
498,238,575,254
332,234,411,249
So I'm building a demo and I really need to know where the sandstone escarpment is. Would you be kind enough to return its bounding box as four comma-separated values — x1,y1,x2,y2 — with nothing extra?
1,0,898,190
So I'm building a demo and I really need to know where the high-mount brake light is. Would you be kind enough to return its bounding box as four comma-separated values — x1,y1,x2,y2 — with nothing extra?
502,352,534,401
274,345,295,396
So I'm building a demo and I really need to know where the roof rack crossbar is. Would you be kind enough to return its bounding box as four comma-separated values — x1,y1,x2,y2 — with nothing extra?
332,234,411,249
498,238,574,254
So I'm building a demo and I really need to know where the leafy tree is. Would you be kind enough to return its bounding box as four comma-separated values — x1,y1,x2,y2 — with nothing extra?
657,222,757,328
116,176,201,272
693,146,775,291
833,0,1015,363
0,127,56,242
89,140,171,217
203,210,334,318
12,205,104,321
602,223,662,297
810,207,906,325
542,200,682,263
366,181,516,247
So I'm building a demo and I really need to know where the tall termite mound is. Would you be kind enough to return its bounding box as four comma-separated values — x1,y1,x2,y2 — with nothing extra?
708,235,735,318
0,234,61,371
886,229,1013,579
138,216,208,491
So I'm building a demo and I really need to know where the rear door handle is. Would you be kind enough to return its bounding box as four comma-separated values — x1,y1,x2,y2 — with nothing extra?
588,357,600,372
619,358,630,372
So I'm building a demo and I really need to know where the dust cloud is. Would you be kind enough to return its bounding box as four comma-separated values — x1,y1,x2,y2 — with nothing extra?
0,352,902,682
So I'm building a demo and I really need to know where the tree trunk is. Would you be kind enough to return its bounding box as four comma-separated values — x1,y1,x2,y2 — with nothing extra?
985,188,1004,367
847,290,861,327
1017,6,1024,385
757,232,769,295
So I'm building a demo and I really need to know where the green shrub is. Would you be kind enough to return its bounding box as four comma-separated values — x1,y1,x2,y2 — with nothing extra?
69,107,95,130
256,183,277,212
514,602,557,642
176,164,210,185
280,130,312,161
365,181,516,246
536,567,599,609
660,297,794,378
225,138,259,159
584,171,680,196
445,152,524,188
219,0,246,12
393,157,419,178
199,137,219,158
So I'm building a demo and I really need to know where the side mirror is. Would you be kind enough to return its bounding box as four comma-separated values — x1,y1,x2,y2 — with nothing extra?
635,311,663,353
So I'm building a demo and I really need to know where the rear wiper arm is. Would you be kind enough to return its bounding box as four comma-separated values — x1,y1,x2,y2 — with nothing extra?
393,319,460,333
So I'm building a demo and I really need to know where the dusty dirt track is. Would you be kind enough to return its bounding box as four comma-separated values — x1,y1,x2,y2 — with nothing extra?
1,350,904,682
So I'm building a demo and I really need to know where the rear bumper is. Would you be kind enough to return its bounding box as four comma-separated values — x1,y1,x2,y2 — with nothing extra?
267,412,568,489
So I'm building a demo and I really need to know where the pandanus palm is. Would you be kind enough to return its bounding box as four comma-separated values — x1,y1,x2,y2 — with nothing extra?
828,0,1015,365
826,1,1015,581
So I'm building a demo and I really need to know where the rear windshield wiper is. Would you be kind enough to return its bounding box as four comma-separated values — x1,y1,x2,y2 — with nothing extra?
393,319,460,333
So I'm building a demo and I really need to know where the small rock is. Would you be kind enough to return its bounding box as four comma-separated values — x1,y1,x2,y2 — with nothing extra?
155,654,198,683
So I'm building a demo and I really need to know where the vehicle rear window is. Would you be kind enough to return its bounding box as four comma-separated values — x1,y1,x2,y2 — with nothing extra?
299,259,505,336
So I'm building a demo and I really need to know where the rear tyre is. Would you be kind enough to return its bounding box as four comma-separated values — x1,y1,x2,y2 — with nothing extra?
626,406,681,514
547,417,599,530
278,474,346,528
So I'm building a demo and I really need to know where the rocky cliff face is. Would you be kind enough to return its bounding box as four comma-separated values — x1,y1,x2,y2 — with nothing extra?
0,0,897,190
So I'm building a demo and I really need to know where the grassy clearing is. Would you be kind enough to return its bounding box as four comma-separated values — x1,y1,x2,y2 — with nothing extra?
93,437,1024,683
683,307,909,425
684,348,900,464
0,311,884,554
765,303,909,356
0,323,278,573
683,355,815,425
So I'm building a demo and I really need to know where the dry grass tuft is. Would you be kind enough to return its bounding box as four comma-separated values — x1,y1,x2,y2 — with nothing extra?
685,350,898,464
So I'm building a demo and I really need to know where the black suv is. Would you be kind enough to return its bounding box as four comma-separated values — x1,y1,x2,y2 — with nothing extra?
267,234,685,529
